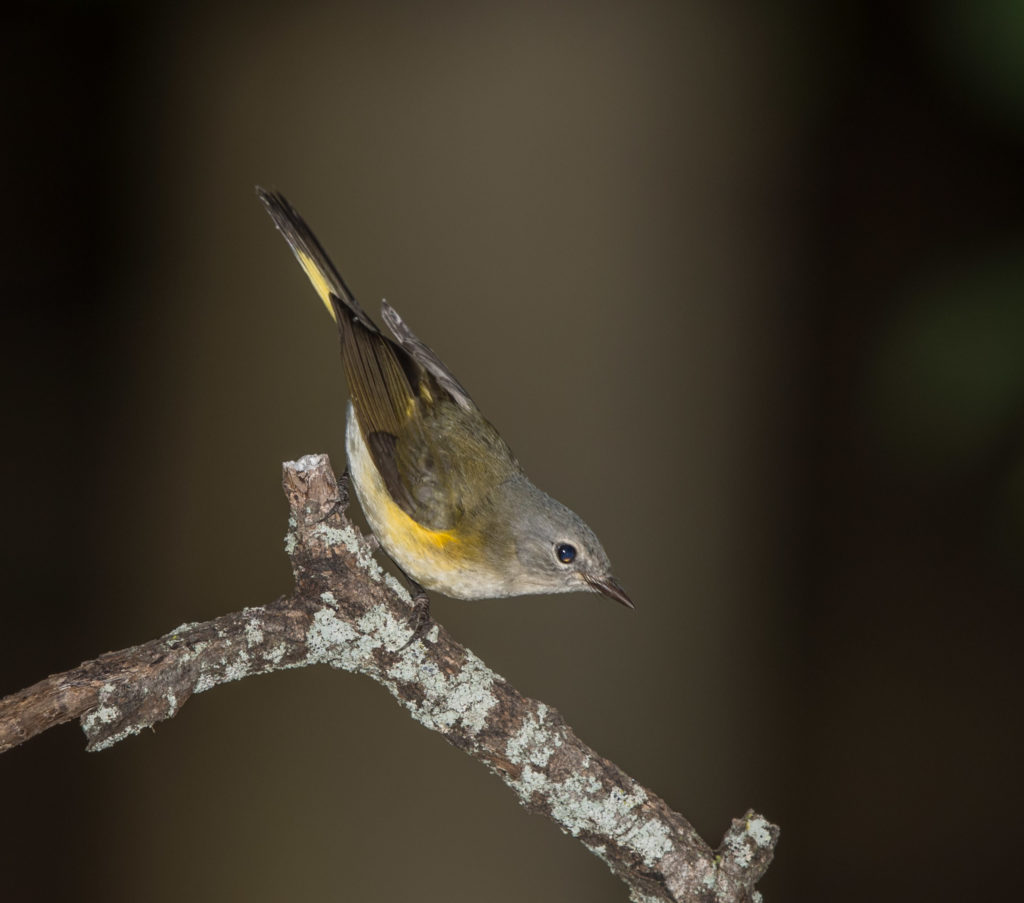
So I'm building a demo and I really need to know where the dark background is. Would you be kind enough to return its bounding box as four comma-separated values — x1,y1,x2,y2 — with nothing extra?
3,2,1023,900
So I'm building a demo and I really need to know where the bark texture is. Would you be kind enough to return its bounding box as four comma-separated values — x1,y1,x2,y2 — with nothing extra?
0,453,778,902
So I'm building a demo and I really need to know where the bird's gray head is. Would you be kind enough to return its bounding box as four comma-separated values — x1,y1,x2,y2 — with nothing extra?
497,478,634,608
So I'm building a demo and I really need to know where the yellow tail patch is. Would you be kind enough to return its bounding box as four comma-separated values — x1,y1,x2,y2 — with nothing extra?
296,249,339,322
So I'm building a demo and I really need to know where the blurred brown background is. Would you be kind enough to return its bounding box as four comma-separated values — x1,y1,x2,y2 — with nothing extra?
2,1,1023,900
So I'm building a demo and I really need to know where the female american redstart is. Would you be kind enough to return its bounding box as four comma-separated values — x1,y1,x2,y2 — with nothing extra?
258,188,633,624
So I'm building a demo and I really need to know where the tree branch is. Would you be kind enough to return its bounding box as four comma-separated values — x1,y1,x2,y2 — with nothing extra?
0,453,778,902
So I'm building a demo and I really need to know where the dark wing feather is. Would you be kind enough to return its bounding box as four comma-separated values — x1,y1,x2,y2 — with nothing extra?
381,301,475,412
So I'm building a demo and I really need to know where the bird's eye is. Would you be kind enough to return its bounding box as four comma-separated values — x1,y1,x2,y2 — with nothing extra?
555,543,577,565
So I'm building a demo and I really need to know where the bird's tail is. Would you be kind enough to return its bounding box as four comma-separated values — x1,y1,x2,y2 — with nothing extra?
256,187,377,332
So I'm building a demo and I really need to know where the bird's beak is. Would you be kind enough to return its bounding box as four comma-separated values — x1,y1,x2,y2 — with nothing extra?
584,574,635,609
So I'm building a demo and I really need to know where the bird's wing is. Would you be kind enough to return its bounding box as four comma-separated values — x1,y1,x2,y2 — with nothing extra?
339,301,518,529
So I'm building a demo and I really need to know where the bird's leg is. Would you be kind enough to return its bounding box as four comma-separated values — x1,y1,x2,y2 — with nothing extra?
316,467,351,525
335,467,351,495
395,568,433,651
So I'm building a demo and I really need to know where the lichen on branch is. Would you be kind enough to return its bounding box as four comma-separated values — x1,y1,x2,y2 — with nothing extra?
0,453,778,902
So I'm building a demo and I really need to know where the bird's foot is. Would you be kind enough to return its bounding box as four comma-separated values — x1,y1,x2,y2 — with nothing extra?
398,588,433,651
315,468,351,524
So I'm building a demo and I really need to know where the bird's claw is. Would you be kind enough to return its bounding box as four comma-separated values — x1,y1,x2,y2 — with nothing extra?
397,591,432,651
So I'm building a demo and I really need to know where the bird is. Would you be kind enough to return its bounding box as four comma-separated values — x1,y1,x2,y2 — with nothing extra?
257,188,633,639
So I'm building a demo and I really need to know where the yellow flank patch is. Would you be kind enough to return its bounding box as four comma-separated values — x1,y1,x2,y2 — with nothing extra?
364,475,462,562
391,502,461,554
296,249,338,322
